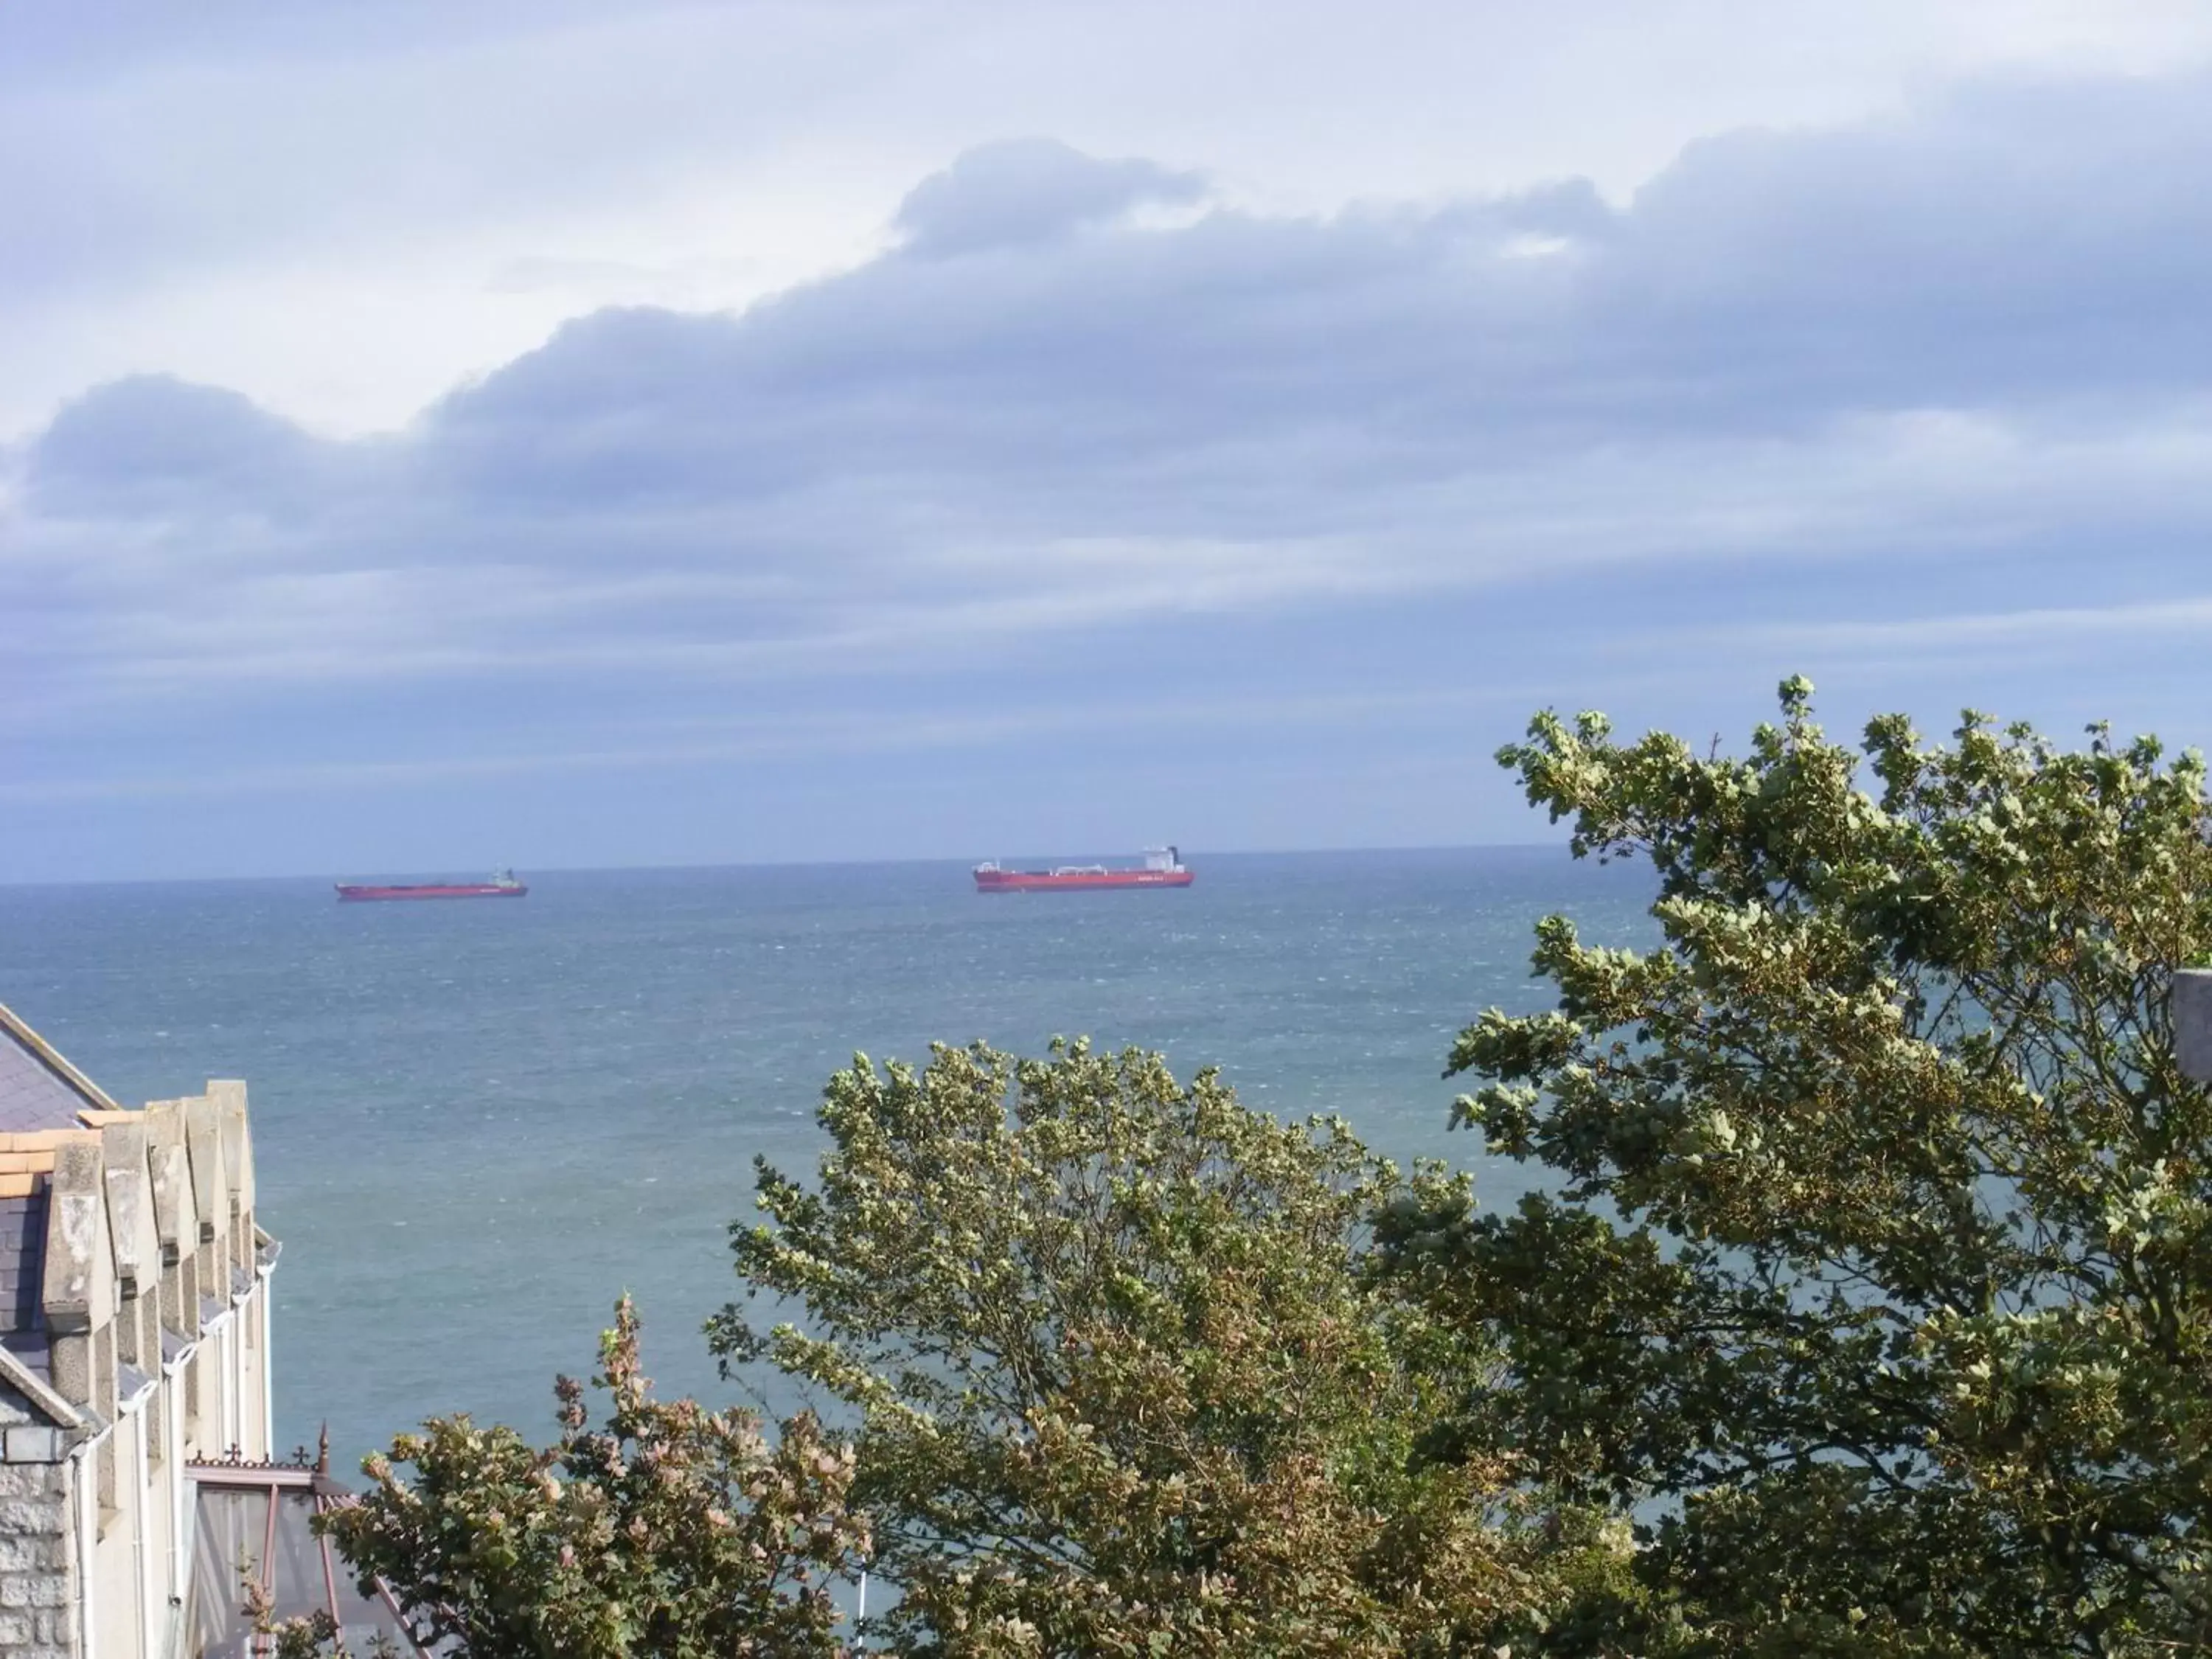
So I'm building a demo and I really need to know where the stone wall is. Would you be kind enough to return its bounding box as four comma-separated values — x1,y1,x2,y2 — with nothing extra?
0,1442,74,1659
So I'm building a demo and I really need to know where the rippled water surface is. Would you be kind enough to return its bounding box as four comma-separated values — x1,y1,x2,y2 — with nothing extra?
0,849,1653,1472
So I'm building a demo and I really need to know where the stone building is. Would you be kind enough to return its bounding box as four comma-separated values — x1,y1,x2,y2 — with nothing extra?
0,1002,416,1658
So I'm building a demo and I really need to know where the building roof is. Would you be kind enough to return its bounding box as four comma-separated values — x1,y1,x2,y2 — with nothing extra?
0,1002,119,1133
0,1007,174,1399
0,1008,100,1365
0,1191,46,1342
0,1004,273,1431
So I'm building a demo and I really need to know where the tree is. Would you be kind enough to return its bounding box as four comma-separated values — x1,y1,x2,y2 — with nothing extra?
1379,680,2212,1654
713,1038,1628,1656
316,1297,871,1658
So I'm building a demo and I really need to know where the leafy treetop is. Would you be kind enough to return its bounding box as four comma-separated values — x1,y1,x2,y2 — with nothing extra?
715,1037,1629,1656
313,1297,871,1659
1382,682,2212,1655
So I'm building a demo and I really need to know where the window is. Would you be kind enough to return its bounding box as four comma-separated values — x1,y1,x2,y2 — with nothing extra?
184,1455,425,1658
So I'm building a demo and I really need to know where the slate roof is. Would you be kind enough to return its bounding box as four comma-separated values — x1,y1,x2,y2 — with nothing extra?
0,1005,124,1385
1,1333,53,1382
0,1003,116,1132
0,1192,45,1339
0,1003,283,1416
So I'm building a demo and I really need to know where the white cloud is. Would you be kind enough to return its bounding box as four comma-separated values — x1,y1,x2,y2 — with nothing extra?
9,1,2212,434
15,77,2212,740
1719,597,2212,658
14,53,2212,878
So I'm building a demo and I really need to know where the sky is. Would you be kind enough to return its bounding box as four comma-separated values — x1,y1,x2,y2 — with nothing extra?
7,1,2212,883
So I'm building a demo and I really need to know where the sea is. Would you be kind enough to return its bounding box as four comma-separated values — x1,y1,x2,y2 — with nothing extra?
0,847,1655,1480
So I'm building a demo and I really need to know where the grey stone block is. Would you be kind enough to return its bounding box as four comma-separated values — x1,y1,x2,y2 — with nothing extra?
44,1335,88,1413
13,1573,62,1607
2177,970,2212,1085
0,1575,66,1614
0,1498,65,1534
1,1428,60,1464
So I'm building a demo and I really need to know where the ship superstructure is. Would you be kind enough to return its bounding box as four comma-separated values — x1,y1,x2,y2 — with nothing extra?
973,846,1192,893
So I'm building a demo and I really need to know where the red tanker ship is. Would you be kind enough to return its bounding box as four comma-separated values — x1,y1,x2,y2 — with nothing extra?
335,869,528,902
973,846,1192,893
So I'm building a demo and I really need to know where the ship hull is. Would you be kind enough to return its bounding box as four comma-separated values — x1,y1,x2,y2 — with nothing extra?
973,869,1193,893
335,884,528,902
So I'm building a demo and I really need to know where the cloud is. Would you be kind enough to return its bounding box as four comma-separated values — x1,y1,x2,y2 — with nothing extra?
27,375,334,516
891,139,1208,257
12,74,2212,824
1714,596,2212,664
0,684,1546,806
24,0,2212,445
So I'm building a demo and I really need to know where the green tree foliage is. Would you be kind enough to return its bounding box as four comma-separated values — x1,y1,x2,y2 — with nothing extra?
1379,681,2212,1655
315,1297,871,1658
712,1038,1627,1655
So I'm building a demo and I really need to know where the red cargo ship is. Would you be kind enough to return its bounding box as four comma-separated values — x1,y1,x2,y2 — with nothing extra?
335,869,528,902
973,847,1192,893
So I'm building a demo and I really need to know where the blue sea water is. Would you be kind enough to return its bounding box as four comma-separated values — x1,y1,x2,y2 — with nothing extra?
0,847,1652,1478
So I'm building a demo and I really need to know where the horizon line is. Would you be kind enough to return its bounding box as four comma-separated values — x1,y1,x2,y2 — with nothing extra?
0,839,1580,891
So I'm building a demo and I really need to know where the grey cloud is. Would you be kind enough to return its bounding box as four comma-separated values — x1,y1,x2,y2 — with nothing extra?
892,139,1208,257
1615,76,2212,412
15,77,2212,727
432,74,2212,510
27,375,334,516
